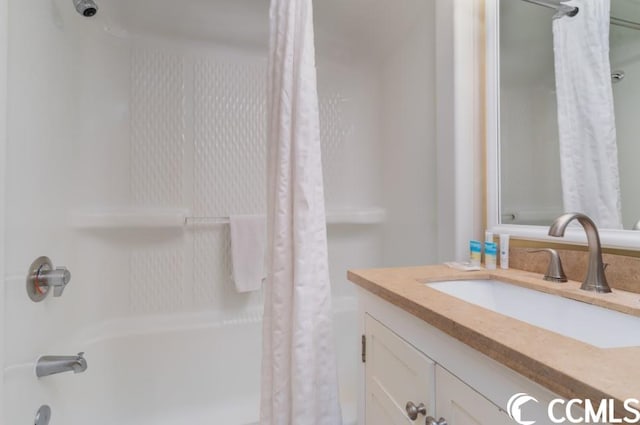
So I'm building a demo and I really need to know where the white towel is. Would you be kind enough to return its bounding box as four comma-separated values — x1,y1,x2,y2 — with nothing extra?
229,215,265,293
553,0,623,229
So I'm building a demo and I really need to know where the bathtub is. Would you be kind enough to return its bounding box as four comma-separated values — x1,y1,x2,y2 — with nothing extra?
4,298,358,425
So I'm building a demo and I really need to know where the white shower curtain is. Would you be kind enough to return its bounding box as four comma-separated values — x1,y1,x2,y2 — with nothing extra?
553,0,623,229
260,0,342,424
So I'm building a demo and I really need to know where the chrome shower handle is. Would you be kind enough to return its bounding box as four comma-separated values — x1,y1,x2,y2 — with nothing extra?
26,256,72,302
41,267,71,296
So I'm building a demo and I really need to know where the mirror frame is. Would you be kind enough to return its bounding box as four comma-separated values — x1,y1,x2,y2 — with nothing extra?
485,0,640,250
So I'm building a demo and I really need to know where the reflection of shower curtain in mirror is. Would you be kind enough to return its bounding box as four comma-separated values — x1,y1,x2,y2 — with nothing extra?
553,0,623,229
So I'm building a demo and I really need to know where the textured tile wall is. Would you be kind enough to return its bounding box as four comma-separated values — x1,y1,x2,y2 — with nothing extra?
131,49,186,208
128,48,348,315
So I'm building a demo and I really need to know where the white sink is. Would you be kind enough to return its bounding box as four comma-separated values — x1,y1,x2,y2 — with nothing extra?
427,279,640,348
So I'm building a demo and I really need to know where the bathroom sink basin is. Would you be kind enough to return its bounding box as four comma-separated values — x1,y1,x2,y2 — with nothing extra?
427,279,640,348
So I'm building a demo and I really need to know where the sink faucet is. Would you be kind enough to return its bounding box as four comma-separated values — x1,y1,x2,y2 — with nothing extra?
36,352,87,378
548,212,611,293
633,219,640,230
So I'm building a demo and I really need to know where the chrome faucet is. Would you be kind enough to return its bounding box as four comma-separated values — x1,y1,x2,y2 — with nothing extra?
548,213,612,293
36,352,87,378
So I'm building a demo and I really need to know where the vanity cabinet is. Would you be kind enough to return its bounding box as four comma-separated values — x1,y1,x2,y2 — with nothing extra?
364,314,510,425
358,289,571,425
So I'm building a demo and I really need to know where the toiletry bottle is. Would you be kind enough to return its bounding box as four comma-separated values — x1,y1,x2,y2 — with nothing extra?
485,242,497,270
484,231,493,264
470,240,482,267
500,234,510,269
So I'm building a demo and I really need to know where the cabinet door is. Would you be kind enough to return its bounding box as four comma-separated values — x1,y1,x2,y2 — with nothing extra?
435,366,512,425
365,315,436,424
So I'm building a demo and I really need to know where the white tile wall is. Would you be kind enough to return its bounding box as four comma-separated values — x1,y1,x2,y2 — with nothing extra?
127,48,350,315
129,245,186,314
193,59,267,216
131,49,186,208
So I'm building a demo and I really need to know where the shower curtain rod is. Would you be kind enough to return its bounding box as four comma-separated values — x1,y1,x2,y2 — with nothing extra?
521,0,578,17
521,0,640,31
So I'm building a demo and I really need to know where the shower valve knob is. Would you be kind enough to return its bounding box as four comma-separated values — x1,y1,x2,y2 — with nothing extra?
26,256,72,302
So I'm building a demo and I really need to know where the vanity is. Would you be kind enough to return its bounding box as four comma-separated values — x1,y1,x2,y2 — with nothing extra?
348,265,640,425
350,0,640,423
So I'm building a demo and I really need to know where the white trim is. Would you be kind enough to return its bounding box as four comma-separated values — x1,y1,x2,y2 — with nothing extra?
436,0,484,262
0,0,7,418
435,0,456,262
485,0,500,233
491,224,640,250
484,1,640,251
453,0,481,260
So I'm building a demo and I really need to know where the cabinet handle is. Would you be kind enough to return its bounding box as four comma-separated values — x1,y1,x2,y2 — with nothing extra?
405,402,427,420
425,416,447,425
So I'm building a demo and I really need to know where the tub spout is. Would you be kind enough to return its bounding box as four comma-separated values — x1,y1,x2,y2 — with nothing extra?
36,352,87,378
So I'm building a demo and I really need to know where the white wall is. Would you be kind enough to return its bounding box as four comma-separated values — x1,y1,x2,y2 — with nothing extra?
0,0,7,419
380,3,438,266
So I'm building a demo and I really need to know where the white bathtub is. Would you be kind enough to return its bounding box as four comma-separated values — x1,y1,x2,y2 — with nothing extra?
4,299,358,425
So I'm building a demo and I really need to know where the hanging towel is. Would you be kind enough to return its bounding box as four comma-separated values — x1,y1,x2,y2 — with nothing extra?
553,0,623,229
229,215,266,293
261,0,343,424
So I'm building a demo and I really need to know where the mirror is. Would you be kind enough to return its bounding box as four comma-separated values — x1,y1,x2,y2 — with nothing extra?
496,0,640,231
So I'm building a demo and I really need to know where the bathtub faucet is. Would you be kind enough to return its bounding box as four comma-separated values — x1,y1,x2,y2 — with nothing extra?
36,352,87,378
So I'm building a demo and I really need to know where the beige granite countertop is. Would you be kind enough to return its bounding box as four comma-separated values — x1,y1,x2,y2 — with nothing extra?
347,265,640,409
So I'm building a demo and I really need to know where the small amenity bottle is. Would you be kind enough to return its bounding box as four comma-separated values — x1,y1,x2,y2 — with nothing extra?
485,242,497,270
470,240,482,267
500,234,510,269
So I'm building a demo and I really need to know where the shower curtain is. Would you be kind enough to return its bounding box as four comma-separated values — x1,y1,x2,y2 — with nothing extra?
553,0,623,229
260,0,342,424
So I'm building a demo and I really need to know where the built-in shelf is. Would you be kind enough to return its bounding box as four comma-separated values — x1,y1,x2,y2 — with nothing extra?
70,209,190,229
70,207,386,230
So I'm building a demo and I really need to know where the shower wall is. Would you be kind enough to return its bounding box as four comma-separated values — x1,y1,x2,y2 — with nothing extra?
5,0,82,366
499,0,563,225
3,0,437,422
611,24,640,229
